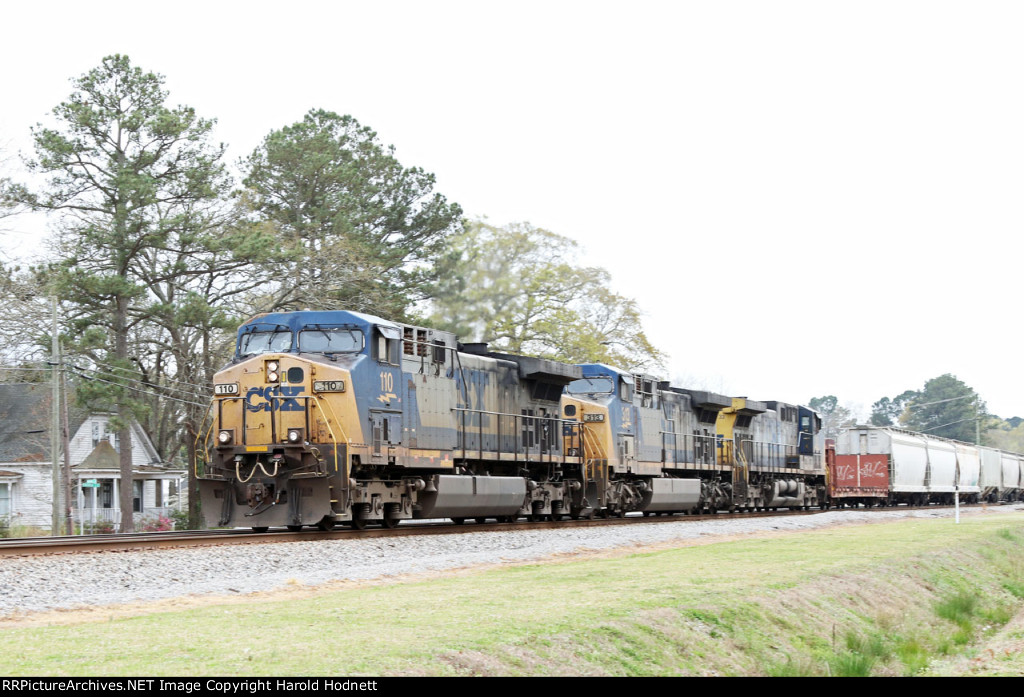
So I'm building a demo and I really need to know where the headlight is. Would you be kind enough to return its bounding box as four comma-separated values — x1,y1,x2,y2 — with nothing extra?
267,370,279,382
218,430,233,445
287,428,303,444
267,361,279,372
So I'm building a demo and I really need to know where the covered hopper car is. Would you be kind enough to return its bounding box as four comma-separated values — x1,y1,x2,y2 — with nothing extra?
832,426,1021,505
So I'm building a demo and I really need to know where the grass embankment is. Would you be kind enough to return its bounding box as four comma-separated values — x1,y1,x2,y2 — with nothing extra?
2,511,1023,676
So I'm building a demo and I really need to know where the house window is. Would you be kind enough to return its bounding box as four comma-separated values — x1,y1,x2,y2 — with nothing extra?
0,483,10,516
133,480,143,513
91,421,120,452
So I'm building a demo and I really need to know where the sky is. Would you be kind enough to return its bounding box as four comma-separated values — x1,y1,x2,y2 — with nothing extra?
1,1,1022,419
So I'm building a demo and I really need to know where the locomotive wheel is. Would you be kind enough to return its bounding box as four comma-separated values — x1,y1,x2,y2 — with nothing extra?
382,504,400,529
550,502,565,522
451,517,465,525
251,526,269,533
475,517,488,525
287,525,303,532
317,516,335,531
350,516,367,530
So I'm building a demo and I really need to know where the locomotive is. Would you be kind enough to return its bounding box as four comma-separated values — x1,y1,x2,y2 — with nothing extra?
196,310,828,530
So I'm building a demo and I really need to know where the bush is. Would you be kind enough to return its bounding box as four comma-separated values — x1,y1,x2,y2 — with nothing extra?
170,509,191,531
138,514,174,532
85,520,116,534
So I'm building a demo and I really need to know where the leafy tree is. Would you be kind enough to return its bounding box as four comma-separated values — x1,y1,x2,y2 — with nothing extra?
808,395,856,440
869,390,919,426
10,55,232,532
240,109,463,320
899,374,984,443
984,418,1024,453
427,220,665,371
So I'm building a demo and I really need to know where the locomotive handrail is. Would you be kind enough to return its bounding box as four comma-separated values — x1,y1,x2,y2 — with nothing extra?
402,336,446,377
193,402,217,478
581,419,609,481
738,438,800,472
452,406,583,468
654,431,723,468
309,394,348,478
659,424,679,466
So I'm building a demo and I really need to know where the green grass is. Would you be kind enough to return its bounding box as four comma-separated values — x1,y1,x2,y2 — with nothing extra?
0,512,1022,676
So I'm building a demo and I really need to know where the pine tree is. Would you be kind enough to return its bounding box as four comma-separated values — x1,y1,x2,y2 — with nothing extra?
12,55,231,531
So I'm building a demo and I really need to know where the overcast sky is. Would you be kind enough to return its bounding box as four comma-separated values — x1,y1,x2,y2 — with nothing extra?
1,1,1022,419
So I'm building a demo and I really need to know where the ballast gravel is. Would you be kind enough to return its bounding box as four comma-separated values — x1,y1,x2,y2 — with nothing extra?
1,505,1019,618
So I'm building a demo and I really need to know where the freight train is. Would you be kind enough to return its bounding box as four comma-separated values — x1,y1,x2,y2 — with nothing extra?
196,310,827,530
832,426,1023,506
195,310,1020,531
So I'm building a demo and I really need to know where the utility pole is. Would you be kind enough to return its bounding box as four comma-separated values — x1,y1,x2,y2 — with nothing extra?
50,296,62,535
976,395,981,445
62,358,73,535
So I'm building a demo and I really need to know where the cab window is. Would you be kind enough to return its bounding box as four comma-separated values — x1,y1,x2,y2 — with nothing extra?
239,330,293,356
375,325,401,364
298,328,363,354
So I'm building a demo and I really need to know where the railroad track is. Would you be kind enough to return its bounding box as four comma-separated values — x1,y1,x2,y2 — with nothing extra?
0,503,983,557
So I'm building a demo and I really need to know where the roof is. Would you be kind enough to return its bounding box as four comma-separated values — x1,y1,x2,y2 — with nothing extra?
0,383,139,465
76,440,120,470
0,383,86,463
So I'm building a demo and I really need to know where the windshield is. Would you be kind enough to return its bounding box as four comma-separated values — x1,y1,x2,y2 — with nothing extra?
239,330,293,356
566,377,614,395
299,327,364,354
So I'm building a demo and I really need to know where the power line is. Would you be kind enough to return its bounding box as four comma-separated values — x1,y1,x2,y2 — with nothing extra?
65,367,210,409
71,365,211,399
907,394,977,409
919,417,978,434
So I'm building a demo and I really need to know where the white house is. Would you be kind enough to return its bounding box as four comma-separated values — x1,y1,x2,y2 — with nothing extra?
0,383,186,532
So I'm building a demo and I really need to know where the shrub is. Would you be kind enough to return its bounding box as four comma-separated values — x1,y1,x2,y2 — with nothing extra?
85,520,116,534
138,514,174,532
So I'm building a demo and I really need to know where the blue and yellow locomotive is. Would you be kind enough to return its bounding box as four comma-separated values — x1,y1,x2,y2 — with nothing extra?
561,364,827,516
197,310,826,530
197,310,588,530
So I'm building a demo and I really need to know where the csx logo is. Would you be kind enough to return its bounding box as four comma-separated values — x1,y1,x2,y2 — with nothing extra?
245,386,306,412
